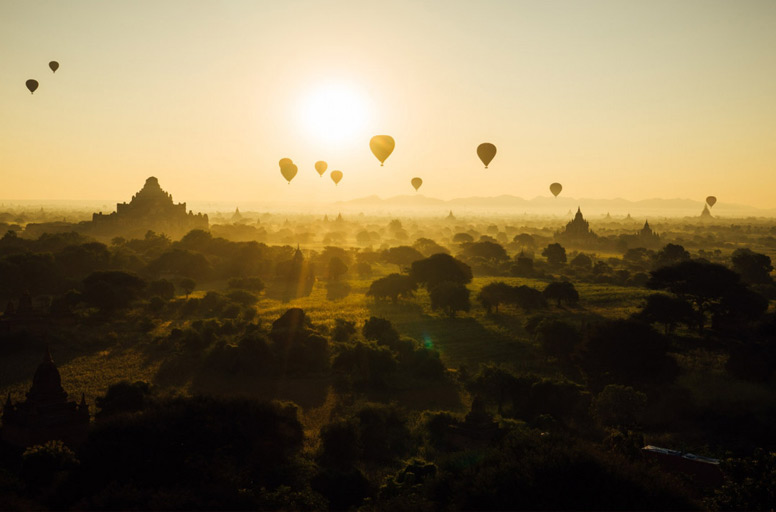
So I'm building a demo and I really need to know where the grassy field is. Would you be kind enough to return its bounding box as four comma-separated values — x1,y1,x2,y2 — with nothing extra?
0,271,707,416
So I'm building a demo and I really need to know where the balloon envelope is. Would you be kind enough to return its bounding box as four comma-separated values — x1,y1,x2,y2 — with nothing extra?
706,196,717,207
370,135,395,166
25,79,38,94
330,170,343,185
280,163,298,183
550,182,562,197
279,158,293,168
315,161,328,176
477,143,497,168
49,61,59,73
411,177,423,191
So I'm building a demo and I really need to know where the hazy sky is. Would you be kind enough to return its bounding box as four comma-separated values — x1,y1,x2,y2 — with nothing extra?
2,0,775,208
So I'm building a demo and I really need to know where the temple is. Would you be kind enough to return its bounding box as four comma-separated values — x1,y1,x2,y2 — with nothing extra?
555,207,597,245
1,349,90,447
89,177,208,239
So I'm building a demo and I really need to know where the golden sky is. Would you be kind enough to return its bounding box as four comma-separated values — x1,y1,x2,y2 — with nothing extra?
2,0,775,208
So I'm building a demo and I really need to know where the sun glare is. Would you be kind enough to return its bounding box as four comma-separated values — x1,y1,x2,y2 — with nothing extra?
297,82,371,146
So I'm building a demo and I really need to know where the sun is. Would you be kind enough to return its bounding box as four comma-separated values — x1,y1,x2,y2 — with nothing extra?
297,82,371,146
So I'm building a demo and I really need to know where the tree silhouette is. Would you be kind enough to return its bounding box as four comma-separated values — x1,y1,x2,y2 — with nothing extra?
367,274,416,303
647,260,767,334
543,281,579,307
477,281,513,313
634,293,695,335
429,281,471,317
731,248,774,285
542,243,567,266
410,253,472,289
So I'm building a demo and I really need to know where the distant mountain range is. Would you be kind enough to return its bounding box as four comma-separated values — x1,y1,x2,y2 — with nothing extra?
333,194,776,218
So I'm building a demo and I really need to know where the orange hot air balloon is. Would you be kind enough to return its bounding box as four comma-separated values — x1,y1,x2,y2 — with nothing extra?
411,177,423,191
706,196,717,207
550,182,562,197
370,135,395,166
280,162,298,184
26,79,39,94
330,170,343,185
49,61,59,73
477,143,497,168
279,158,293,168
315,161,328,177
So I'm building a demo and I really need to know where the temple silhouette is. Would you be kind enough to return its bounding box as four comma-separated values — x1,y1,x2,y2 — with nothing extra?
555,207,597,245
2,349,89,447
88,177,208,239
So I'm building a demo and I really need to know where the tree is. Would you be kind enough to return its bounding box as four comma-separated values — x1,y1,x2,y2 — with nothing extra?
731,248,774,285
647,260,767,334
362,316,400,345
429,281,471,317
382,246,424,269
579,319,678,389
543,281,579,307
513,233,536,248
413,237,449,257
633,293,695,335
536,319,581,360
452,232,474,244
367,274,417,303
147,249,211,279
652,243,690,269
569,253,593,270
590,385,647,428
459,241,508,263
149,279,175,300
332,318,357,342
82,271,147,313
512,285,548,310
96,381,153,418
227,276,265,292
179,278,196,298
410,253,472,289
477,281,513,313
542,243,567,265
327,256,348,281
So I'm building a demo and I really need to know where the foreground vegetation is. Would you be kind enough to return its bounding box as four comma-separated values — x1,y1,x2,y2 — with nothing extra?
0,214,774,510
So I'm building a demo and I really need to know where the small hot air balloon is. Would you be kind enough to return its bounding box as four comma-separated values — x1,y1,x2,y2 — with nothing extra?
49,61,59,73
26,79,39,94
550,182,562,197
411,177,423,191
280,162,298,184
315,161,328,177
477,143,497,168
706,196,717,207
330,170,343,185
370,135,395,166
279,158,293,168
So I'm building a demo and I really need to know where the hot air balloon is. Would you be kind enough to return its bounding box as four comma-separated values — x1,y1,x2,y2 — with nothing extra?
477,143,497,168
706,196,717,207
279,158,293,168
49,61,59,73
330,170,343,185
315,161,328,177
550,183,562,197
411,177,423,191
370,135,395,166
25,79,39,94
280,162,298,184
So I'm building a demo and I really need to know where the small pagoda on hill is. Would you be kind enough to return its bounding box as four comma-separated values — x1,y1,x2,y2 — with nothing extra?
1,349,90,447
